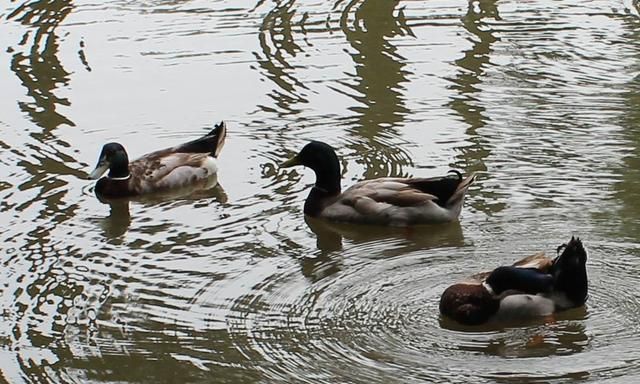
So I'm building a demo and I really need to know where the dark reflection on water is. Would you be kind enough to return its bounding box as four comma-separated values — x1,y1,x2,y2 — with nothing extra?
255,0,308,117
339,0,413,178
253,0,415,178
441,308,589,357
53,327,262,384
5,0,84,214
93,180,228,239
8,0,75,131
443,0,505,218
447,0,496,173
302,215,464,282
305,215,464,254
96,198,132,239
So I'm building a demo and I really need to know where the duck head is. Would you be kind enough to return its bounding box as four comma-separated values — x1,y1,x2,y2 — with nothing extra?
551,236,588,306
280,141,341,194
88,143,130,180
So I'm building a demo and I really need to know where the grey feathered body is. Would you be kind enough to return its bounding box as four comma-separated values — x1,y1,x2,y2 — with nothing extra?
316,174,476,226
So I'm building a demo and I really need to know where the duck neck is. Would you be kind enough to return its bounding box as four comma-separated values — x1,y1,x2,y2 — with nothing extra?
303,170,341,217
108,153,130,179
314,169,341,196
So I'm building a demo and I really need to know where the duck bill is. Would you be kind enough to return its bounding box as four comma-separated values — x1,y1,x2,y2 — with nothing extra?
88,161,109,180
280,155,301,168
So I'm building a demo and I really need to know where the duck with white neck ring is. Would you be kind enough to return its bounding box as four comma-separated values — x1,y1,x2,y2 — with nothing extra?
88,122,226,198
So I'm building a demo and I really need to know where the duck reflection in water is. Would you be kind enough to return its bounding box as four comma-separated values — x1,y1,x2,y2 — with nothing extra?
94,177,228,239
439,237,588,328
305,215,465,254
98,198,131,239
454,309,589,358
300,216,464,283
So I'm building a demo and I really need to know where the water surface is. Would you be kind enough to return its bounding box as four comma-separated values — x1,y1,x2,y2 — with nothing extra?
1,0,640,382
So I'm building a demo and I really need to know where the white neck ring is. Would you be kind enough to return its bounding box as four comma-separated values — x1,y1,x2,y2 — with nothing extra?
108,175,130,181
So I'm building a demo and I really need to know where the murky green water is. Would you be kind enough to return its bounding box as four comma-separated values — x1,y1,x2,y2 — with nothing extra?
1,0,640,382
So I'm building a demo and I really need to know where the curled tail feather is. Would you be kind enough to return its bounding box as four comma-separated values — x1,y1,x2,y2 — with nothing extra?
175,121,227,157
211,121,226,158
446,172,476,207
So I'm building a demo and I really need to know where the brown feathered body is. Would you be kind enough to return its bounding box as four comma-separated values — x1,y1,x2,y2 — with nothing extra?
89,122,226,198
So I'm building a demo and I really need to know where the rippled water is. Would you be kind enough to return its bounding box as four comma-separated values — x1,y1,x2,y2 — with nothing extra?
1,0,640,382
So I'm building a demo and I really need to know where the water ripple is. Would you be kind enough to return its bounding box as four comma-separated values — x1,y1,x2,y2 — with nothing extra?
2,0,640,382
221,239,640,383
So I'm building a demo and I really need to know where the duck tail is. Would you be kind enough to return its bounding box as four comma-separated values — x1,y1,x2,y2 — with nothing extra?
210,121,227,158
445,172,476,208
174,121,227,157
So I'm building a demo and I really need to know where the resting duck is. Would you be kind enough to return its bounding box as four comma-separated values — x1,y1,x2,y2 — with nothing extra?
439,236,588,326
88,122,226,198
280,141,476,226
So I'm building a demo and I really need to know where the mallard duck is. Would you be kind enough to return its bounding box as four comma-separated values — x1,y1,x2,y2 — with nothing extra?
280,141,476,226
88,122,226,198
439,236,588,326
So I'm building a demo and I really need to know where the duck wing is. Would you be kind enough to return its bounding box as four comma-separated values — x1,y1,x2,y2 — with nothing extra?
343,178,439,207
511,251,553,272
129,152,214,193
128,121,227,168
343,173,476,211
404,172,476,208
460,252,552,286
317,178,436,224
324,174,476,224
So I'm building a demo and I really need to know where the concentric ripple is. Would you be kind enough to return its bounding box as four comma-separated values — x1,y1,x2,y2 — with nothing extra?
222,238,640,383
